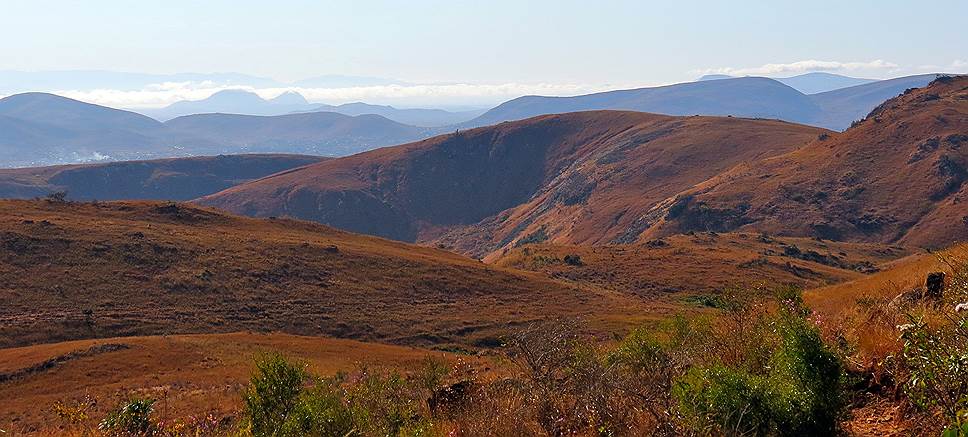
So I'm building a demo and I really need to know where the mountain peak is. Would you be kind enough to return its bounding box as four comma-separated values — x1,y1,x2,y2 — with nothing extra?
269,90,308,106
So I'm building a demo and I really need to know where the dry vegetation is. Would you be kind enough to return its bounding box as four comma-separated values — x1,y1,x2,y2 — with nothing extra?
0,332,483,434
646,76,968,249
0,199,652,350
495,232,910,298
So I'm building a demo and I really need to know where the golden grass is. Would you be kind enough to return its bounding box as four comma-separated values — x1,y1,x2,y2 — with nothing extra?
0,332,485,434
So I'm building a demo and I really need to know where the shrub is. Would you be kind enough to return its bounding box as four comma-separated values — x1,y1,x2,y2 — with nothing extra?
901,317,968,435
241,353,444,436
278,379,354,437
45,191,68,203
900,254,968,434
242,353,309,436
673,290,846,436
99,397,157,436
562,254,583,266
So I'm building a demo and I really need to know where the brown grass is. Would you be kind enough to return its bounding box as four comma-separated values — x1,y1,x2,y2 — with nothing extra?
0,332,483,434
647,76,968,249
0,199,652,350
496,232,910,299
806,244,966,373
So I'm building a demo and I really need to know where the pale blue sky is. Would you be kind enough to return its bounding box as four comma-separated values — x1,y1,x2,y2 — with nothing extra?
2,0,965,107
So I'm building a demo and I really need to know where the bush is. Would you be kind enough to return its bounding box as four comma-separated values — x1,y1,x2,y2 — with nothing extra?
562,254,583,266
241,354,441,436
99,397,156,436
901,317,968,436
278,380,354,437
242,353,309,436
673,291,845,436
900,255,968,434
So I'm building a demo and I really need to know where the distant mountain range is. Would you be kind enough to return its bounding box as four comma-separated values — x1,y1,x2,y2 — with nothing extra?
0,154,325,200
698,72,877,94
138,89,484,127
0,73,954,167
465,73,943,130
0,92,431,167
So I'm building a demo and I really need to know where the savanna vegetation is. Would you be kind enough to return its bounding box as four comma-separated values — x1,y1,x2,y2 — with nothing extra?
41,259,968,436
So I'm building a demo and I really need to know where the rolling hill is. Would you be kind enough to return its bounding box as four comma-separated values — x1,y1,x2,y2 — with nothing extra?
700,72,877,94
141,89,483,126
302,102,486,127
0,93,168,167
0,93,436,167
0,154,325,200
0,199,652,349
494,232,911,297
198,111,824,258
465,77,823,128
163,111,430,156
640,75,968,249
464,74,943,131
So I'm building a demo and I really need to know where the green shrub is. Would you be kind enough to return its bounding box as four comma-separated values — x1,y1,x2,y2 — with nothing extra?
899,254,968,435
675,364,773,435
242,353,309,436
902,316,968,435
673,295,845,436
241,354,442,436
99,397,157,436
278,380,355,437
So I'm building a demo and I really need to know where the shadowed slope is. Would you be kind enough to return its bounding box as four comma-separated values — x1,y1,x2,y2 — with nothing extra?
199,111,823,258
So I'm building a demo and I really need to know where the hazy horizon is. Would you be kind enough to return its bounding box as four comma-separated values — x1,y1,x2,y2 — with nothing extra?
3,0,966,108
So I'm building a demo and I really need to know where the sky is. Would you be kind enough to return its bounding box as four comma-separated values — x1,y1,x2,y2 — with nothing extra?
2,0,966,108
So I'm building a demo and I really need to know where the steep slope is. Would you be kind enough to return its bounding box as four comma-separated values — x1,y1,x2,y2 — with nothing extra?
808,73,941,130
198,111,824,257
642,76,968,248
164,111,431,156
0,154,325,200
466,77,822,128
0,199,648,349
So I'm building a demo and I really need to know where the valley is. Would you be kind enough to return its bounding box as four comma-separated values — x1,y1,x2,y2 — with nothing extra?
0,9,964,431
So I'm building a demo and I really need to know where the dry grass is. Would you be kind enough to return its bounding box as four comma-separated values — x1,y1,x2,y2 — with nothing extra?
805,246,964,371
0,332,486,434
495,232,910,300
0,199,653,350
647,76,968,249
